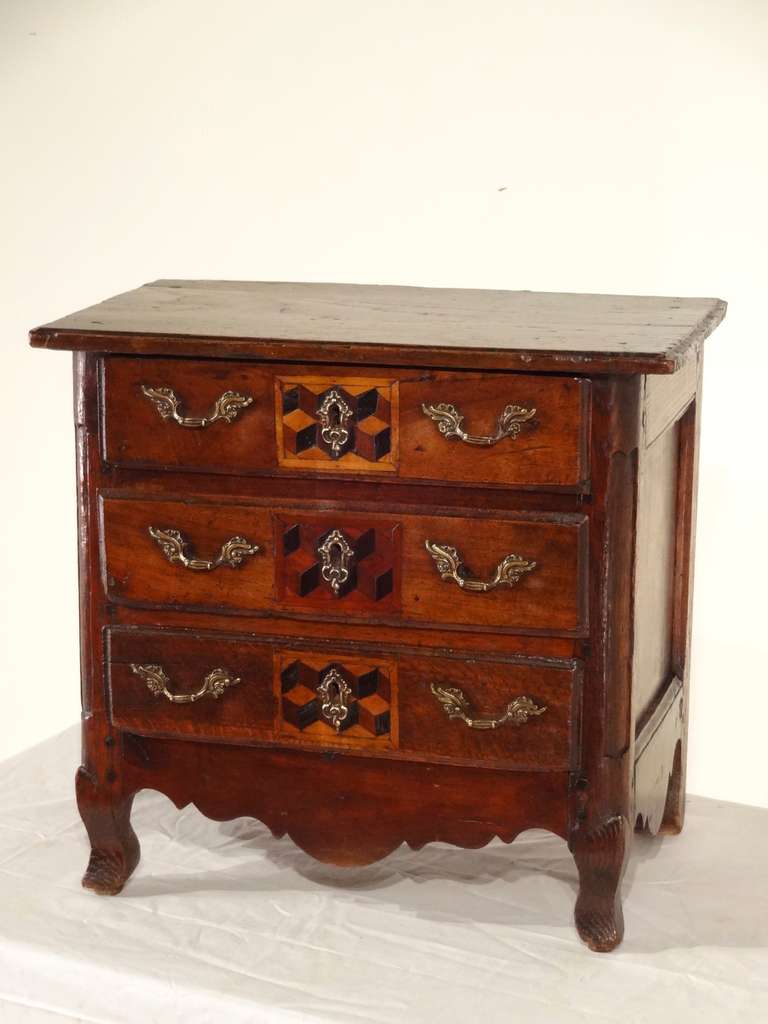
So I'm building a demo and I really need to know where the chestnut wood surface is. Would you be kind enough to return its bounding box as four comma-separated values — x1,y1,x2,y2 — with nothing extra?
101,495,587,634
120,734,572,867
31,280,726,374
275,647,398,753
107,626,576,770
103,356,588,489
399,371,588,488
397,653,578,771
111,606,581,660
30,284,725,953
108,629,275,742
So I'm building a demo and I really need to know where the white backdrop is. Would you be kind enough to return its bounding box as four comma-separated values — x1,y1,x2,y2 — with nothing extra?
1,0,766,807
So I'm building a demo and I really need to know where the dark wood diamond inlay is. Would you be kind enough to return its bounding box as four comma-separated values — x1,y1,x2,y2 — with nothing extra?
278,519,397,605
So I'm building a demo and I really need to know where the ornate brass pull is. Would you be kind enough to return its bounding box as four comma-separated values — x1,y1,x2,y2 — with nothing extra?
149,527,260,571
425,540,536,592
130,663,240,704
430,682,546,730
421,401,535,446
141,385,253,427
317,666,352,732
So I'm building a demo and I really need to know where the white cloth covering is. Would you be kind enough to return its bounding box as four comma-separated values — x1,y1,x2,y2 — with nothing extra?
0,726,766,1023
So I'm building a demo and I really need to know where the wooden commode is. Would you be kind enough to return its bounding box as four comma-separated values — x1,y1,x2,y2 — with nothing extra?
30,281,726,951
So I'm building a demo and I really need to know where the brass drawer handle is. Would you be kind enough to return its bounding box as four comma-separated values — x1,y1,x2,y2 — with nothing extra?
141,385,253,427
425,540,536,592
130,663,240,704
149,526,260,571
421,401,535,447
431,682,546,730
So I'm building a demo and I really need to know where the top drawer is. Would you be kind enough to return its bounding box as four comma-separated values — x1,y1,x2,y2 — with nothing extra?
102,357,589,490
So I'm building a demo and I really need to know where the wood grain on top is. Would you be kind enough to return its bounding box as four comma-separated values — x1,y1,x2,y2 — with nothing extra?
30,280,726,374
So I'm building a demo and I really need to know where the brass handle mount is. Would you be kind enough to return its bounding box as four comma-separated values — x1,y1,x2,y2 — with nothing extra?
141,385,253,427
130,663,240,704
430,682,546,730
149,527,260,571
425,540,536,592
421,401,535,447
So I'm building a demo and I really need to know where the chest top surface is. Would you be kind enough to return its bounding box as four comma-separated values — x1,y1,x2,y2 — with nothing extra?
30,280,725,375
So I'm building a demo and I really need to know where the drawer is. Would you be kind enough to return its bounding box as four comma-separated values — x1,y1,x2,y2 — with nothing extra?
102,357,589,489
108,630,274,742
102,497,588,635
107,628,580,770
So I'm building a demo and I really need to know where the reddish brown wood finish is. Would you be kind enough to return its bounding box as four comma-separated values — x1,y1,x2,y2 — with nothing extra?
108,629,275,742
101,496,587,635
120,734,572,866
397,654,579,771
276,648,397,750
76,765,140,896
399,371,588,487
569,815,631,953
103,356,274,474
31,280,726,374
106,626,577,770
31,284,724,953
103,356,588,489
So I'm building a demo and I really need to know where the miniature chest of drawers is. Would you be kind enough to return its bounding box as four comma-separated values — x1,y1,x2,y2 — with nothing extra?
30,281,726,951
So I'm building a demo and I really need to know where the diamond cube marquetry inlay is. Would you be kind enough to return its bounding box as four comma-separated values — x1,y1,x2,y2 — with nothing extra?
277,652,396,748
275,377,398,473
277,518,399,612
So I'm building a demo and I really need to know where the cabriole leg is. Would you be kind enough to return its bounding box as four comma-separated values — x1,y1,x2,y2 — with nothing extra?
75,766,140,895
569,815,630,952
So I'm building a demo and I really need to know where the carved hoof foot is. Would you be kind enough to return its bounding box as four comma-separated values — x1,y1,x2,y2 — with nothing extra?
82,828,140,895
570,815,630,953
574,895,624,952
76,767,140,896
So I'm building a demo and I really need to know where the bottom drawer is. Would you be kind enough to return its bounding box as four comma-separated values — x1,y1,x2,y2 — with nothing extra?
107,628,580,771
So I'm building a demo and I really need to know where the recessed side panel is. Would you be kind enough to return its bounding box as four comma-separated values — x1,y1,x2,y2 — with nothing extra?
633,418,681,725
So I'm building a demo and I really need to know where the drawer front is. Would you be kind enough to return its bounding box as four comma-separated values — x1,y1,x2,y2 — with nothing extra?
108,628,579,770
103,357,588,489
399,372,587,488
103,357,274,476
396,653,579,769
108,630,275,742
102,498,587,635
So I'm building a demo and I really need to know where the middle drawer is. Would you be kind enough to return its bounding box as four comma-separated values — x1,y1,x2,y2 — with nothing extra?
101,497,588,635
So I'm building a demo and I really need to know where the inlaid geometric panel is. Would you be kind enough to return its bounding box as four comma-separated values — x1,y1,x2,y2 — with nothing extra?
277,518,399,611
276,651,397,749
275,377,398,473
